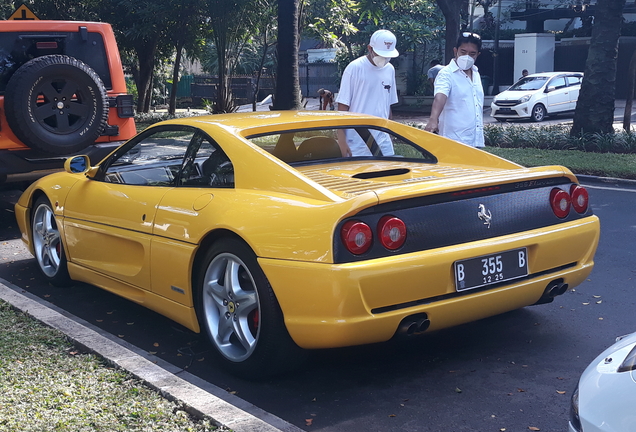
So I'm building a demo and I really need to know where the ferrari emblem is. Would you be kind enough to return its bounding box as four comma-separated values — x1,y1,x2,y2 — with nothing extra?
478,204,492,228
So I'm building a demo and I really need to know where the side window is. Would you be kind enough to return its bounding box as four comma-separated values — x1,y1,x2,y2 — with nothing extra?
548,76,566,90
103,128,195,186
180,132,234,188
567,76,582,86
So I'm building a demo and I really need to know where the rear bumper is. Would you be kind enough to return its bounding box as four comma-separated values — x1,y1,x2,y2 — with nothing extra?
0,143,120,184
260,216,600,349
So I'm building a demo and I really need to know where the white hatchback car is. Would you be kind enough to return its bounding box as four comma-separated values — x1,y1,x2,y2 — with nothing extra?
491,72,583,122
569,332,636,431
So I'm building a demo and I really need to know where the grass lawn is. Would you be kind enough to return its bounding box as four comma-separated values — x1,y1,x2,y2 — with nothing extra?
0,301,221,432
484,147,636,180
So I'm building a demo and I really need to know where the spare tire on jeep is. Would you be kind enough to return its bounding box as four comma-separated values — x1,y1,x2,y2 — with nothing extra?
4,55,108,155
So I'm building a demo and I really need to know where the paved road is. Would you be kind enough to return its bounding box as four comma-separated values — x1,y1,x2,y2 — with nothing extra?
1,179,635,432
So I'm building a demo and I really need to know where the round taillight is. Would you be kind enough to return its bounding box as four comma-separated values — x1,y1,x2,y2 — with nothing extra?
377,216,407,250
341,221,373,255
570,185,589,213
550,188,571,218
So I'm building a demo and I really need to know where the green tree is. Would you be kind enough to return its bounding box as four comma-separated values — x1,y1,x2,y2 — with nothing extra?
164,0,207,115
571,0,626,135
207,0,257,113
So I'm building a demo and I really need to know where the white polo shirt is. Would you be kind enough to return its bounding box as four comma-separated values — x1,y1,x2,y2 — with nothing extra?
434,60,484,148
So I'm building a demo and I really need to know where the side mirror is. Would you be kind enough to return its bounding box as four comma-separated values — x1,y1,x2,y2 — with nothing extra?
546,86,556,93
64,155,90,174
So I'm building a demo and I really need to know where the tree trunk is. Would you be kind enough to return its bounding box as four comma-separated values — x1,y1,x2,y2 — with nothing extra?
623,49,636,131
436,0,465,63
134,41,157,113
571,0,626,136
169,42,184,116
273,0,302,110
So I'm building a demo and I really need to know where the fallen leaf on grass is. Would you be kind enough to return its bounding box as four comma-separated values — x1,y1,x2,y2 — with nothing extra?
153,342,159,347
96,319,103,322
582,302,590,305
528,427,540,431
305,419,313,426
455,387,462,393
593,295,601,298
118,334,125,338
596,300,602,304
557,390,566,395
389,414,396,417
517,388,525,392
127,322,135,325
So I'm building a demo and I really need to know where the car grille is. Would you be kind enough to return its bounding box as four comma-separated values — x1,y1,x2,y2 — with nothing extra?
494,100,520,107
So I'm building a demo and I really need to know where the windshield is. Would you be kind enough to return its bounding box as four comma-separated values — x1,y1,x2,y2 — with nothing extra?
508,76,548,91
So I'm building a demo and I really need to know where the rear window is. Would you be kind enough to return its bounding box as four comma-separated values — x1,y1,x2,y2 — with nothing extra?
0,30,111,93
247,126,437,164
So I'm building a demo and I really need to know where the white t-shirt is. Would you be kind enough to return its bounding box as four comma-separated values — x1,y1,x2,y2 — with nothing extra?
336,56,399,156
434,60,484,148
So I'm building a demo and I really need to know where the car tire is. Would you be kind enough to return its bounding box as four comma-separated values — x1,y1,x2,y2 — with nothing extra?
4,55,108,155
31,196,72,287
531,104,546,122
195,238,303,378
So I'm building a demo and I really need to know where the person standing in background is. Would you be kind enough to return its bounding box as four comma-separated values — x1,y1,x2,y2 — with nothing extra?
424,32,484,148
427,60,444,87
336,29,399,156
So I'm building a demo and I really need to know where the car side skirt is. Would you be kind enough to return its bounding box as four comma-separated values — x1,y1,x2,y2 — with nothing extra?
67,262,201,333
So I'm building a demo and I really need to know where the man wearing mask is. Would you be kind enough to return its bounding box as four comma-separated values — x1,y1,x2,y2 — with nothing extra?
336,29,399,156
424,32,484,148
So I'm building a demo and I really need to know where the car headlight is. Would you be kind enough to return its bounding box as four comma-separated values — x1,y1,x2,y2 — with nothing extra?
617,344,636,372
569,384,582,432
520,94,532,103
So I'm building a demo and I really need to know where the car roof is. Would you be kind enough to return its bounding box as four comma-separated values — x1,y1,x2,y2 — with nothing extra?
158,111,393,136
526,71,583,78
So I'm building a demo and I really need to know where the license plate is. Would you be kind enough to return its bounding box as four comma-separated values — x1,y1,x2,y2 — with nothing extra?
499,107,512,112
454,248,528,292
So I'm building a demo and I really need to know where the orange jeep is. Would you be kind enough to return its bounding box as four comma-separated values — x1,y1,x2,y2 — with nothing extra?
0,20,136,186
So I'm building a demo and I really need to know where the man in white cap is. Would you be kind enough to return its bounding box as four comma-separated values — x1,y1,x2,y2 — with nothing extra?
336,29,399,156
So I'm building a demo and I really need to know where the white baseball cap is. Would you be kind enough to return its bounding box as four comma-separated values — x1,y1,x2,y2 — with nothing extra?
369,29,399,58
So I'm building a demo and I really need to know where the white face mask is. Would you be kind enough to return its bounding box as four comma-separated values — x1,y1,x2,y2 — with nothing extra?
456,55,475,70
373,56,390,68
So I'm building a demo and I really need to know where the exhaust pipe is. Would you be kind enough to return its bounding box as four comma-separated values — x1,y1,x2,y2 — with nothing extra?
534,279,569,305
396,313,430,337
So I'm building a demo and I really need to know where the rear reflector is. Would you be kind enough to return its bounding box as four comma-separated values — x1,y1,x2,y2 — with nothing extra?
570,185,589,213
341,221,373,255
550,188,571,218
377,216,407,250
36,42,58,50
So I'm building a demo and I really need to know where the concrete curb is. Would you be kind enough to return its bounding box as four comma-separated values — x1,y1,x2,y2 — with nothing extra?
0,277,302,432
577,174,636,188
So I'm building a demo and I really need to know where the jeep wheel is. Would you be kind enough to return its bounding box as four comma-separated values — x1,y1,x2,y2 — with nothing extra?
4,55,108,155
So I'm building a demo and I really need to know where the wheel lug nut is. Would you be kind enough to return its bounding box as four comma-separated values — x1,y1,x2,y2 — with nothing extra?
223,299,228,306
233,315,238,322
225,312,231,319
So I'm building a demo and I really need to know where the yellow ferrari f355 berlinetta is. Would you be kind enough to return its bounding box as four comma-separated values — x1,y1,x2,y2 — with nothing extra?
15,111,600,377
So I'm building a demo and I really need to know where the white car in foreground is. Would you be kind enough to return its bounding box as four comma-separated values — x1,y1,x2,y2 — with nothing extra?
569,332,636,431
491,72,583,122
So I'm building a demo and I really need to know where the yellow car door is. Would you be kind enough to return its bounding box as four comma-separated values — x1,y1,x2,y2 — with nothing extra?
63,126,199,290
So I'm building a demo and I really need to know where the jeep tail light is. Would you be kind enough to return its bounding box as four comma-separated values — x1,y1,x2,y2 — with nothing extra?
570,185,589,214
550,188,571,218
36,42,58,50
116,95,135,118
341,221,373,255
377,216,407,250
